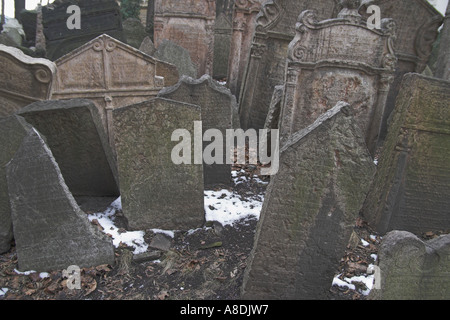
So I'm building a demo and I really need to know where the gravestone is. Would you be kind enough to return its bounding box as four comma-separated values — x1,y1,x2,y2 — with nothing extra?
17,99,120,197
373,0,443,141
213,13,232,79
227,0,265,97
158,75,238,187
0,116,33,254
122,18,151,49
435,2,450,80
112,98,204,231
361,73,450,236
277,5,397,155
0,44,56,119
6,129,115,272
370,231,450,300
153,0,216,76
139,36,156,56
238,0,339,130
241,102,376,300
51,34,164,147
42,0,124,60
153,39,198,79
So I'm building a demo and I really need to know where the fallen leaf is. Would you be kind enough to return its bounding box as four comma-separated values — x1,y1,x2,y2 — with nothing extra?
156,290,169,300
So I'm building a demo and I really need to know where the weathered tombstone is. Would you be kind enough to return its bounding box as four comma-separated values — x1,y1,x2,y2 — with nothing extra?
139,36,156,56
6,129,115,272
153,39,198,79
50,34,164,147
213,13,232,79
227,0,265,97
0,44,55,118
361,73,450,236
238,0,339,130
153,0,216,76
17,99,120,197
435,2,450,80
278,5,397,156
42,0,124,60
112,98,204,231
122,18,151,49
241,102,376,300
158,75,238,187
0,116,33,254
370,231,450,300
375,0,443,141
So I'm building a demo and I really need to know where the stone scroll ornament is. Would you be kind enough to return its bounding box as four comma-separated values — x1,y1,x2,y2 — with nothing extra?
277,0,397,156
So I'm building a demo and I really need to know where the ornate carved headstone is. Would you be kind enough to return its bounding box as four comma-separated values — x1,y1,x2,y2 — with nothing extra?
51,34,164,147
42,0,124,60
6,129,115,272
17,99,120,197
153,0,216,76
112,98,204,231
278,5,397,155
158,75,238,187
238,0,339,130
241,102,376,300
361,73,450,236
370,231,450,300
0,45,55,119
0,116,33,254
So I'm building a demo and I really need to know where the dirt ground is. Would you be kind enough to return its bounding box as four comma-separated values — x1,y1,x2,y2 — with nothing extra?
0,159,389,301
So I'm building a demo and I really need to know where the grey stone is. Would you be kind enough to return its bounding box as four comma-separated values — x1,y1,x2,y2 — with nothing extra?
361,73,450,236
6,129,114,272
123,18,151,49
370,230,450,300
0,115,33,254
112,98,204,231
213,13,232,79
241,102,376,300
139,36,156,56
17,99,120,197
158,75,238,187
435,2,450,80
149,233,173,251
154,39,198,79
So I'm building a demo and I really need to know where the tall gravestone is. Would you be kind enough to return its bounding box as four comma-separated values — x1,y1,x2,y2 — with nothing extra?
42,0,124,61
158,75,238,187
50,34,164,148
370,231,450,300
0,116,33,254
112,98,204,231
153,0,216,76
435,2,450,80
377,0,443,141
361,73,450,236
0,45,55,119
277,5,397,155
241,102,376,300
6,129,114,272
238,0,339,130
17,99,120,197
213,13,233,79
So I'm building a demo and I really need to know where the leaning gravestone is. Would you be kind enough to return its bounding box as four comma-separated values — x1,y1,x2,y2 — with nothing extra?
370,231,450,300
238,0,339,130
241,102,376,300
361,73,450,236
6,129,115,272
17,99,120,197
0,116,33,254
0,45,56,119
158,75,238,187
112,98,204,231
277,4,397,155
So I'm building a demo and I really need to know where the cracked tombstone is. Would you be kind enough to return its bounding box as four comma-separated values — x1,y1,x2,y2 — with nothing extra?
112,98,205,231
6,129,114,272
241,102,376,300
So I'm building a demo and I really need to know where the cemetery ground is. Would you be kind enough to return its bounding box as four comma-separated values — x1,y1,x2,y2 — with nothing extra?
0,157,445,301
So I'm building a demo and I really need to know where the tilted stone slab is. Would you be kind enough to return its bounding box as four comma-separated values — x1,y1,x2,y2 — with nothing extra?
241,102,376,300
361,73,450,235
370,230,450,300
17,99,120,197
0,116,33,254
158,75,238,187
112,98,204,231
0,45,56,119
6,129,114,272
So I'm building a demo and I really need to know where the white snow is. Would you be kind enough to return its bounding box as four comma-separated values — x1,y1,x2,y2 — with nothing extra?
332,272,376,296
151,229,175,238
0,288,8,297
